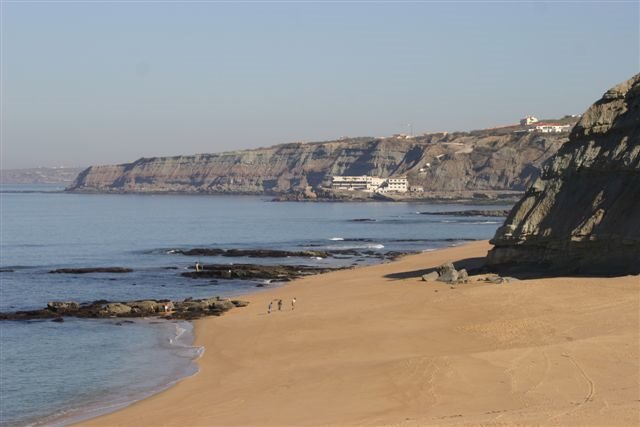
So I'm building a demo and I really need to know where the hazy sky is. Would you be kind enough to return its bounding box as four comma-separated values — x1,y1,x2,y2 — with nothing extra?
1,1,638,169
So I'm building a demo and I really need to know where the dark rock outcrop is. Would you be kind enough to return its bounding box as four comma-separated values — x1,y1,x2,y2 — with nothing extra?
182,264,341,281
0,297,250,321
486,75,640,275
47,301,80,314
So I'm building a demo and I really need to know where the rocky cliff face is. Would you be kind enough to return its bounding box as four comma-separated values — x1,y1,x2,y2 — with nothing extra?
68,132,565,197
486,74,640,275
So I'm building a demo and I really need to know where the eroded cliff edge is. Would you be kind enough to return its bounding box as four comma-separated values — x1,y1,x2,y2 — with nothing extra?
486,74,640,275
67,130,567,200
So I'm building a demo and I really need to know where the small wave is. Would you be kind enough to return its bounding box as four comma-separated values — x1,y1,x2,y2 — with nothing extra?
30,321,203,427
329,237,344,241
439,219,502,225
325,243,385,250
172,324,187,344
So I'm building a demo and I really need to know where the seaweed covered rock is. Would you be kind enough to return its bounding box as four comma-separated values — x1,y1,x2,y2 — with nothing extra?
0,297,249,321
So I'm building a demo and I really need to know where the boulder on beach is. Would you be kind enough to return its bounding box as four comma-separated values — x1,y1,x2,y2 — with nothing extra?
436,262,459,283
420,263,472,284
421,271,439,281
458,268,469,284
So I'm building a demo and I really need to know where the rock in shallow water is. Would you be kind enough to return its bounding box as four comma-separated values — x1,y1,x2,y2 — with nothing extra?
182,264,340,281
0,297,249,321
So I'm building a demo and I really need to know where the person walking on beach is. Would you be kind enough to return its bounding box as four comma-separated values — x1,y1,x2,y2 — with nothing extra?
291,297,296,311
277,299,283,311
268,301,273,314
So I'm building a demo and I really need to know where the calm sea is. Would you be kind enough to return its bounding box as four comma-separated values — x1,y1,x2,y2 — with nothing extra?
0,185,507,426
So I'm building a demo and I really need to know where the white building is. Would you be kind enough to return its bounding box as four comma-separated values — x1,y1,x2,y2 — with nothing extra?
384,177,409,193
533,123,572,133
331,176,408,193
331,176,383,192
520,115,539,126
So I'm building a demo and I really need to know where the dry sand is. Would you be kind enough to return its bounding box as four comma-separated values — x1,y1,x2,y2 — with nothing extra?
77,241,639,426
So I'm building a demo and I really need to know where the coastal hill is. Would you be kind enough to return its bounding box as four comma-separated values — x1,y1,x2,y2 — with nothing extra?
66,123,575,200
487,74,640,274
1,167,84,185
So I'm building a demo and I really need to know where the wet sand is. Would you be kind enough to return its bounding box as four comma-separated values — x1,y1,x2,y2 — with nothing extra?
77,241,640,426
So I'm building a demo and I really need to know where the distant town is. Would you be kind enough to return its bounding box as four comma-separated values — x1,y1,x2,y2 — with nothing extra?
383,114,579,141
328,114,579,195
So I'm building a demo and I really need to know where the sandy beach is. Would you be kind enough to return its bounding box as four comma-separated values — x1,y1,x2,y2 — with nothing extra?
77,241,639,427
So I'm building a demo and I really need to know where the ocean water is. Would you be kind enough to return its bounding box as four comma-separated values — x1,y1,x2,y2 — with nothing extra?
0,185,508,426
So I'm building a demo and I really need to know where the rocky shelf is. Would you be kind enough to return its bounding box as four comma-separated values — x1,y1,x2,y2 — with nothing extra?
182,263,344,281
0,297,250,322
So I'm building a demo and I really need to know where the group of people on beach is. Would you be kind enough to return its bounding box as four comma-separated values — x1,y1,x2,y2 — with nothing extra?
268,297,296,314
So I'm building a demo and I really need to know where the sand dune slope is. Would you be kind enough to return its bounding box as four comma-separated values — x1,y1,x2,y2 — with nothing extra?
78,241,640,427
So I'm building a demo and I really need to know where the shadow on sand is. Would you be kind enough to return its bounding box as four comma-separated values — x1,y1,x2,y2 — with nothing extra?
384,256,637,281
384,256,486,280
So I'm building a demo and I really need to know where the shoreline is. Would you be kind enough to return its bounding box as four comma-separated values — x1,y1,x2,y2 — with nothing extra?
75,241,639,426
60,187,521,204
33,320,202,427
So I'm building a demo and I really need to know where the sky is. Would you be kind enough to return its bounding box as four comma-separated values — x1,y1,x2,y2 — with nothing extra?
1,1,638,169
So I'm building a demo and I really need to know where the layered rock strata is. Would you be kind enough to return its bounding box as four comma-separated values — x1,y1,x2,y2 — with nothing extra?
67,131,567,197
486,75,640,274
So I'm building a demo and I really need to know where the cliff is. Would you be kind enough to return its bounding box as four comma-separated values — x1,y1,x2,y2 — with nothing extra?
486,74,640,274
67,131,567,198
